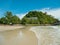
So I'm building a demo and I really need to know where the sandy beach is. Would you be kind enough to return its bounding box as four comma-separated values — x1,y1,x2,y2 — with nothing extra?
0,26,60,45
0,25,25,31
0,25,38,45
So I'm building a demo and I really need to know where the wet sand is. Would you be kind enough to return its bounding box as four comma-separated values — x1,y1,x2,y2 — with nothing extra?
0,25,25,31
0,26,38,45
0,26,60,45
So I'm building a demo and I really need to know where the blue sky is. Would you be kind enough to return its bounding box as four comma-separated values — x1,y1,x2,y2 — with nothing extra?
0,0,60,19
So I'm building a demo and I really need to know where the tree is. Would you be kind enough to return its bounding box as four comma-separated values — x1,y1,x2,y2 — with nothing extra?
21,11,59,25
4,11,13,24
21,17,27,25
0,11,20,25
11,15,20,24
0,17,6,24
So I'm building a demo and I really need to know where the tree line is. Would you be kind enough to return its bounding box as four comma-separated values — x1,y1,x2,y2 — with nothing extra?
21,11,59,25
0,11,20,25
0,11,59,25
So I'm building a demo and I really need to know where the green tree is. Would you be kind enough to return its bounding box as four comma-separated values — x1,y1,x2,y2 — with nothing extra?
0,11,20,25
0,17,6,24
21,11,59,25
11,15,20,24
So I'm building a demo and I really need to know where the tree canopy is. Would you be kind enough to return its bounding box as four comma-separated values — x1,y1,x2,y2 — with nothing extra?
21,11,59,25
0,11,20,25
0,11,59,25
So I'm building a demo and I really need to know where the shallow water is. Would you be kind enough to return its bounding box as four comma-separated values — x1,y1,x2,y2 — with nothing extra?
0,26,60,45
30,26,60,45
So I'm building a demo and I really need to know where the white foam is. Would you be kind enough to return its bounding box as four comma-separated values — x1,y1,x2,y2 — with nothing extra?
30,26,60,45
30,26,42,45
51,26,58,29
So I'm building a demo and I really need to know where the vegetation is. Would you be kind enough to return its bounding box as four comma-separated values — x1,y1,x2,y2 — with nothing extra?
0,11,20,25
21,11,59,25
0,11,59,25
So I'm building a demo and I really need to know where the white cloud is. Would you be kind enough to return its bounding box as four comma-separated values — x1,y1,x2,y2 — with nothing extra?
16,13,27,19
40,8,60,20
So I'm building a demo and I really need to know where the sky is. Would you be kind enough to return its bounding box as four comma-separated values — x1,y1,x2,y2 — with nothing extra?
0,0,60,20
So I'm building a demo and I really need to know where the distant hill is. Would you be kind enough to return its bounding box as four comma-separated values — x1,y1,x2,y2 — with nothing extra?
21,11,59,25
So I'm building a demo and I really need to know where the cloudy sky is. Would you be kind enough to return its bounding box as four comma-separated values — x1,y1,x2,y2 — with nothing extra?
0,0,60,20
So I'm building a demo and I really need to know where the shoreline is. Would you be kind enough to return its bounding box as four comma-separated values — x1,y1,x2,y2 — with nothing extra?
0,25,25,32
0,25,59,32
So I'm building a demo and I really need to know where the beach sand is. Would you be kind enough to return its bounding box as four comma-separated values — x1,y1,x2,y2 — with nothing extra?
0,25,25,31
0,25,38,45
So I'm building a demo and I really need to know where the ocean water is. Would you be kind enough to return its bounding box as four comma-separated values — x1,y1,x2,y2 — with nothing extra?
30,26,60,45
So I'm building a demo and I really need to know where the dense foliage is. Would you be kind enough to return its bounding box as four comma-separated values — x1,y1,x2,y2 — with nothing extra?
21,11,59,25
0,11,59,25
0,11,20,25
